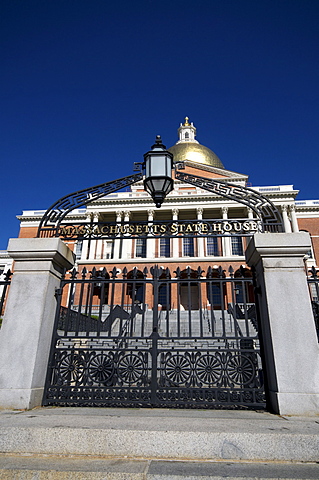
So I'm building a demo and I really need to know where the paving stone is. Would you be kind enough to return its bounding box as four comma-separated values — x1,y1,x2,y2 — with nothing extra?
0,456,319,480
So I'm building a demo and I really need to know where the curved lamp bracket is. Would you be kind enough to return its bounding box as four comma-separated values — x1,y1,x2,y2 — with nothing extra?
175,170,283,231
37,172,143,237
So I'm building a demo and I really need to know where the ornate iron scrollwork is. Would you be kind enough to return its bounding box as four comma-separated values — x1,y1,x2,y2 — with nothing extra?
37,172,143,237
43,263,266,408
37,161,283,237
175,170,283,231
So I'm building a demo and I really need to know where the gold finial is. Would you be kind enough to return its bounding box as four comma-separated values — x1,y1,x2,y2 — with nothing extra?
184,116,190,126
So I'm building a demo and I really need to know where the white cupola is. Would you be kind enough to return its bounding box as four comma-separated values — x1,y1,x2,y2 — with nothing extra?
176,117,199,144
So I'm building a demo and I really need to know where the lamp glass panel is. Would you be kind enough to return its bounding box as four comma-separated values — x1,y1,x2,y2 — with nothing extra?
145,158,151,178
144,178,154,194
151,178,166,191
149,155,167,176
162,179,170,193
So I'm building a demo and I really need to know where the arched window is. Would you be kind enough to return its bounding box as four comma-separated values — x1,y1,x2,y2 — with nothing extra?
180,268,199,310
158,271,171,310
92,270,110,305
206,267,226,309
234,267,254,304
127,270,145,303
185,132,189,139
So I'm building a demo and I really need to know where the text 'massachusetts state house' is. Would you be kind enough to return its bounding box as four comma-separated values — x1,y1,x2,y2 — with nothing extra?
17,119,318,287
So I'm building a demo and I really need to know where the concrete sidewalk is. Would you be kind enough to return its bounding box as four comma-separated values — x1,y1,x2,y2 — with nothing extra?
0,454,319,479
0,407,318,478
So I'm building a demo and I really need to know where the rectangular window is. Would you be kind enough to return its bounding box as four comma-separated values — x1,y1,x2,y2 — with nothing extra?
104,241,113,259
160,237,170,257
207,283,222,306
231,236,243,256
75,241,83,260
135,237,146,258
207,237,219,256
183,237,194,257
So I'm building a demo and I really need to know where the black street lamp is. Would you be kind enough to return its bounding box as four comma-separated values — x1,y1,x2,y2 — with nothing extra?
143,135,174,208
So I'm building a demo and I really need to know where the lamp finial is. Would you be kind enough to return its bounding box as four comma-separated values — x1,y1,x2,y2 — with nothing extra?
152,135,166,150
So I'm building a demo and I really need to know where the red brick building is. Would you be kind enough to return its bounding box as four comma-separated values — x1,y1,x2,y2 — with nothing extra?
17,118,318,279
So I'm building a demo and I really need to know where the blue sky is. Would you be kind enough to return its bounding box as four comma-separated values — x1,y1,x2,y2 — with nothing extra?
1,0,318,249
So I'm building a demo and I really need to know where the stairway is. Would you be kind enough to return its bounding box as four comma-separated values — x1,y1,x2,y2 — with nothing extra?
0,407,318,479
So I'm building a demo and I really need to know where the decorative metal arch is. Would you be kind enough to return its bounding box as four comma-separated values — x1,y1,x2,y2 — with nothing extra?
174,170,283,232
37,172,143,237
37,166,283,238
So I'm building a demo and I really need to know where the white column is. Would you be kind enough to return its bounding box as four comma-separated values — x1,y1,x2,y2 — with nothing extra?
95,240,103,259
113,210,122,260
0,238,75,409
221,207,232,257
289,205,299,233
89,241,97,260
281,205,292,233
121,210,131,259
245,208,256,252
81,240,89,261
147,209,155,259
196,207,205,257
86,212,100,260
172,208,179,258
247,208,254,219
246,232,319,415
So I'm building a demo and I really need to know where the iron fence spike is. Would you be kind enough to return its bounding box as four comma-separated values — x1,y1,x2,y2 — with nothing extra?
81,267,87,278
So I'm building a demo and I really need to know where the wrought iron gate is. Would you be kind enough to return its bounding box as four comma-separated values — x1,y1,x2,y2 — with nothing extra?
307,266,319,341
43,265,265,408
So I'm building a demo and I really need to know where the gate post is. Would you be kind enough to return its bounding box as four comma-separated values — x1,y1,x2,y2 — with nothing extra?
246,232,319,415
0,238,74,409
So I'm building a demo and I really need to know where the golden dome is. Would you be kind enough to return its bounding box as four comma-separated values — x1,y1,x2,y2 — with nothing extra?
168,142,224,169
168,117,225,169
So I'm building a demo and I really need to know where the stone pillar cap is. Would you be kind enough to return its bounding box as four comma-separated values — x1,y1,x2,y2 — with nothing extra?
246,232,311,267
7,237,75,271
